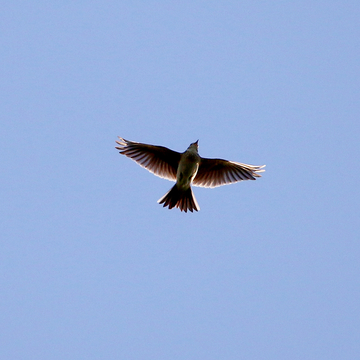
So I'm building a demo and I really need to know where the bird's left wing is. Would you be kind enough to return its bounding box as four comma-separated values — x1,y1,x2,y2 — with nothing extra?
193,158,265,188
116,137,181,181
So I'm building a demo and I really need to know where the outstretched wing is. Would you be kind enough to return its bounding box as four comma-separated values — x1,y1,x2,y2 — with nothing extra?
115,137,181,181
193,158,265,188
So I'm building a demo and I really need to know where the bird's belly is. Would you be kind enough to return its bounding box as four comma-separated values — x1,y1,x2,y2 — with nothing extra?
176,154,200,188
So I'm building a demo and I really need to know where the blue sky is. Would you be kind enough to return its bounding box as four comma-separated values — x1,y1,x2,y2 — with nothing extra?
1,1,359,359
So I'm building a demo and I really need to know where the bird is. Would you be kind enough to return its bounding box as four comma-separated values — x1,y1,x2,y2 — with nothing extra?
115,137,265,212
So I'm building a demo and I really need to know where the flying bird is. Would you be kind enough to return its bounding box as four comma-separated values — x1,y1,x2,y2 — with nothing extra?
115,137,265,212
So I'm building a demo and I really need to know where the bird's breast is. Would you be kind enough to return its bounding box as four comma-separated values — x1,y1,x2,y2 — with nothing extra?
176,151,200,188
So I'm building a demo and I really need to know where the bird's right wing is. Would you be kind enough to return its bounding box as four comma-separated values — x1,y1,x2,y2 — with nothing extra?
116,137,181,181
193,158,265,188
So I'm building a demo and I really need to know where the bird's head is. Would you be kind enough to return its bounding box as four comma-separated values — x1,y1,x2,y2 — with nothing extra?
187,140,199,151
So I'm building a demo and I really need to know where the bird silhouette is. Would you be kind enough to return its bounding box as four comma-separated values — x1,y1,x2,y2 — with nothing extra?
116,137,265,212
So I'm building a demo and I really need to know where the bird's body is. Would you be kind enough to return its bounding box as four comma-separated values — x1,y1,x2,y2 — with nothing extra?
175,143,201,189
157,142,201,212
115,137,265,212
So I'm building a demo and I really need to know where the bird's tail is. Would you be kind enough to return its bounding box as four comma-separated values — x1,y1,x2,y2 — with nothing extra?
158,185,200,212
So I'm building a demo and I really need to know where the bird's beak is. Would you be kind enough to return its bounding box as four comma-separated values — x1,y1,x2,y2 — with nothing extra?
195,140,199,145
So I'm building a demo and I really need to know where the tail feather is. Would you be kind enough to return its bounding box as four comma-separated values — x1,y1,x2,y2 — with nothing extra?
158,185,200,212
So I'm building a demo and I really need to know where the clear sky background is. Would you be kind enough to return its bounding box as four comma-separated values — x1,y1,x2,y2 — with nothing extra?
1,1,359,359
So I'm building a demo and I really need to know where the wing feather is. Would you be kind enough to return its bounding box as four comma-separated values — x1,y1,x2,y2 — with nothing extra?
193,158,265,188
115,137,181,181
